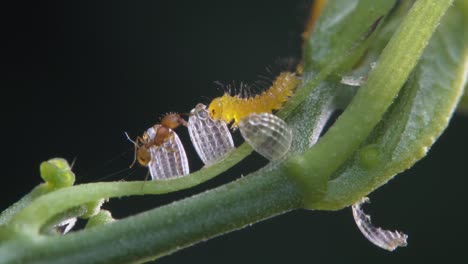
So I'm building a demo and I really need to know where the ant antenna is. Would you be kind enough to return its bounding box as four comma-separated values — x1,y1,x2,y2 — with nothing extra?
124,132,138,168
179,116,188,127
124,132,136,145
93,167,134,182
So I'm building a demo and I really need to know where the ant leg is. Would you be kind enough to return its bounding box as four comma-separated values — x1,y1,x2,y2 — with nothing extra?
162,146,177,153
170,136,182,175
124,132,138,168
129,148,137,168
139,170,151,191
144,170,150,181
178,112,190,126
129,136,144,168
162,133,183,174
161,132,177,153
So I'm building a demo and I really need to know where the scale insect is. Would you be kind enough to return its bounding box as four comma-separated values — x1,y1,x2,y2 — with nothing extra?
208,71,299,128
187,103,234,165
126,113,189,180
239,113,293,161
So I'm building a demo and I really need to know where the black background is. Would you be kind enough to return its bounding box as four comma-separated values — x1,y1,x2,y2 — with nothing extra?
1,1,467,263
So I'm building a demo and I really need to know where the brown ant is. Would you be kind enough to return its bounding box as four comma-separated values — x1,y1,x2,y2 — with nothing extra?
125,113,187,168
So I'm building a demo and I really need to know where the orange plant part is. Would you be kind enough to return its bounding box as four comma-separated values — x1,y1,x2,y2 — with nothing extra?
301,0,327,43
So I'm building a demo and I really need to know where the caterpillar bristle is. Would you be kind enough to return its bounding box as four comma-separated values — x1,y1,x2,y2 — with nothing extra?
248,83,263,98
240,82,251,98
200,95,212,104
272,57,299,72
213,81,225,93
208,71,299,128
253,76,274,91
253,57,300,90
206,57,301,128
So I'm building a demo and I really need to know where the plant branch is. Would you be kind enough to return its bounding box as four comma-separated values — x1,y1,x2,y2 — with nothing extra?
8,143,253,234
0,167,302,263
0,1,460,263
285,0,454,209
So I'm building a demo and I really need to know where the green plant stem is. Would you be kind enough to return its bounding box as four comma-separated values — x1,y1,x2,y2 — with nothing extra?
8,0,452,239
286,0,453,208
8,144,253,234
322,0,468,209
5,1,383,231
278,38,370,120
0,1,456,262
0,184,51,226
459,83,468,112
1,169,302,263
6,36,345,234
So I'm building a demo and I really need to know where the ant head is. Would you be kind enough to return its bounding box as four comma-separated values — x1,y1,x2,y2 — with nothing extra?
125,132,152,168
208,97,223,120
161,113,187,129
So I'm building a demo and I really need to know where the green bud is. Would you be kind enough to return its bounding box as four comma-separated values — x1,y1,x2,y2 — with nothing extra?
85,210,115,229
81,199,106,219
40,158,75,188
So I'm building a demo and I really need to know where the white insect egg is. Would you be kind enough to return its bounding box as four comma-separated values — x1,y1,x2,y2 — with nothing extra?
145,125,189,180
352,197,408,251
238,113,292,161
188,103,235,165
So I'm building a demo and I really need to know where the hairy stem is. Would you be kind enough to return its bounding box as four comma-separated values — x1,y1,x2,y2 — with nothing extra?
286,0,454,208
0,1,457,263
1,169,301,263
0,185,51,226
8,143,251,233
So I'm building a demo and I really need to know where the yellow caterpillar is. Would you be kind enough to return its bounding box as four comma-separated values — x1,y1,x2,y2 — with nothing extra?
208,71,299,128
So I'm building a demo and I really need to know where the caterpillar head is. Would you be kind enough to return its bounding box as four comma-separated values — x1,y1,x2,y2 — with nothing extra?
208,97,224,120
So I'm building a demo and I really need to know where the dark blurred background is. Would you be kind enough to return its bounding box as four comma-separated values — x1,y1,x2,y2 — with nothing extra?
1,1,467,263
